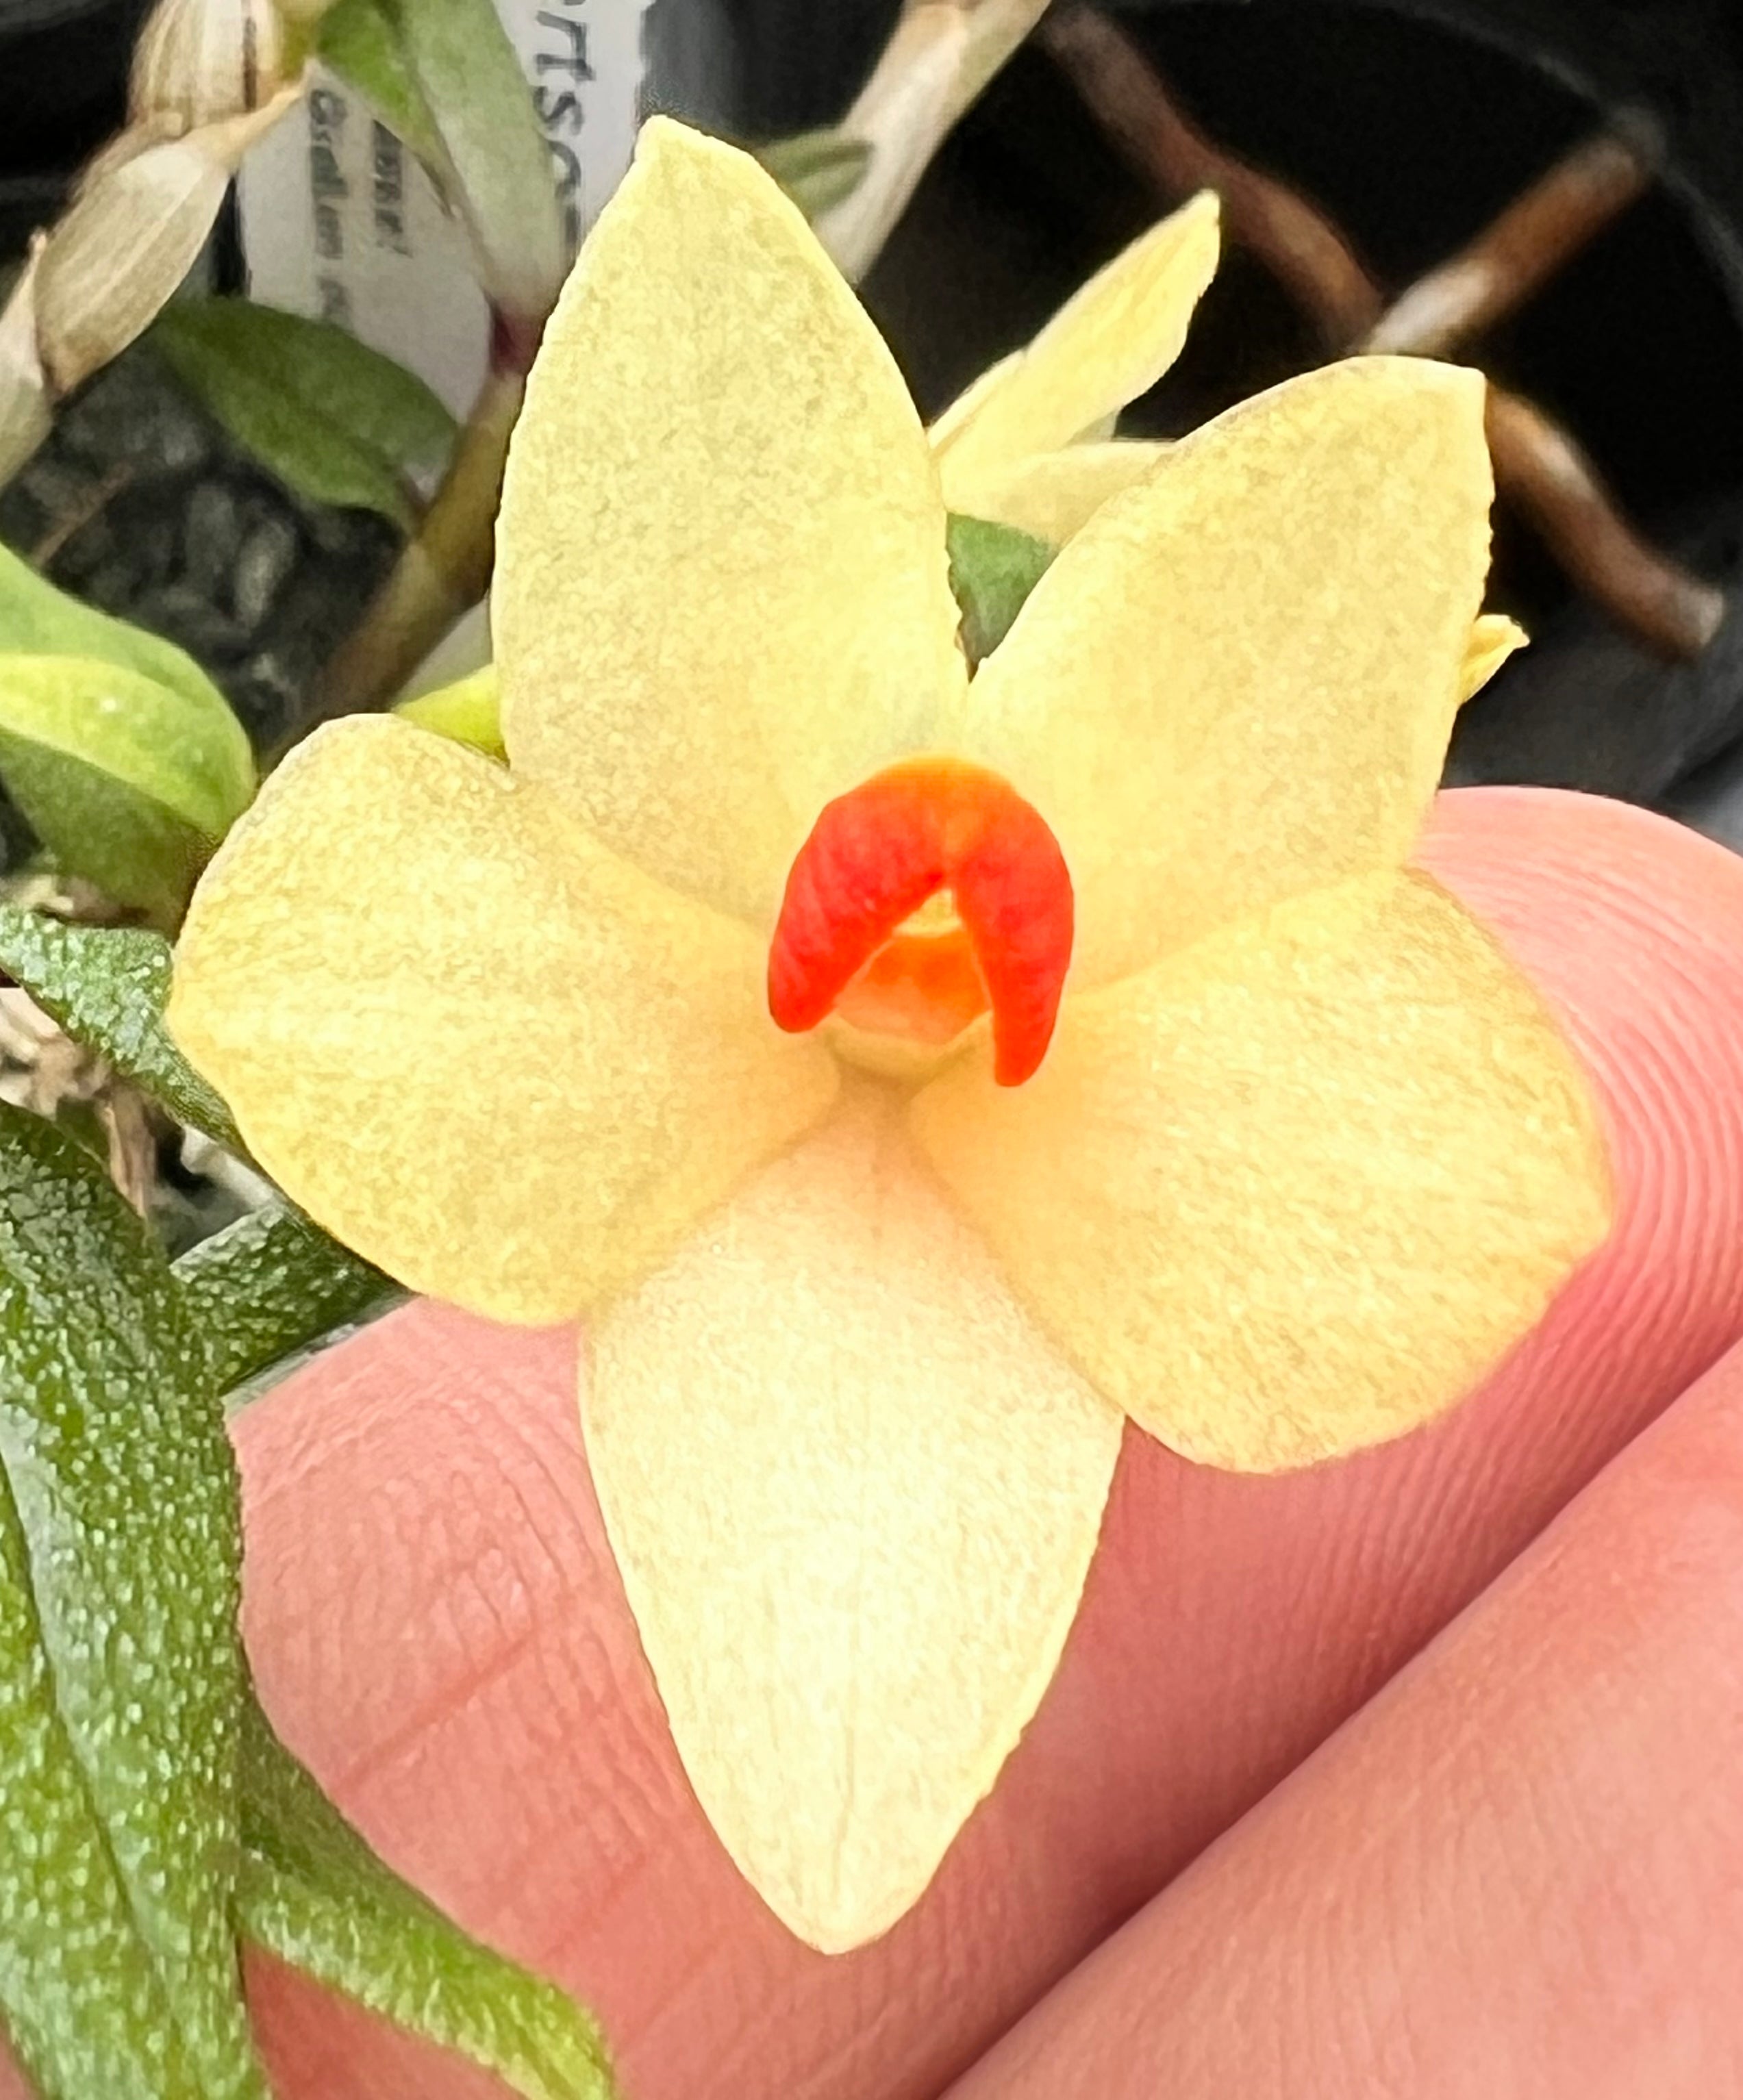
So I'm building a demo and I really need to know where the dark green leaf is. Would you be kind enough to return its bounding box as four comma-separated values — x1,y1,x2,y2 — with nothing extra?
239,1691,618,2100
0,1104,265,2098
0,542,234,720
392,0,567,320
0,907,241,1150
174,1201,399,1399
316,0,445,169
754,129,873,220
153,302,456,528
0,652,255,922
946,512,1056,668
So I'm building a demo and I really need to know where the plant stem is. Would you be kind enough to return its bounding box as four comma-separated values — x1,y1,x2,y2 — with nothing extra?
291,355,523,750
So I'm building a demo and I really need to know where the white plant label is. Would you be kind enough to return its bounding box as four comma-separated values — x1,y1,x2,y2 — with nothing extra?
237,0,652,414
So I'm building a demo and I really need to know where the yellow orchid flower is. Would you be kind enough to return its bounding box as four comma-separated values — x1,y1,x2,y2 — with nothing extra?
167,117,1611,1956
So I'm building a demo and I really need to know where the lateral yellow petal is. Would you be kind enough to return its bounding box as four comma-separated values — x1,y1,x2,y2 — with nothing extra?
913,872,1611,1473
168,715,837,1324
1460,611,1527,701
950,440,1168,544
588,1085,1123,1951
495,117,965,928
964,357,1495,987
930,191,1218,514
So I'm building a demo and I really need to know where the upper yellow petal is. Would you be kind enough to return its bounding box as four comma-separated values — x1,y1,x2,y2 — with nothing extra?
912,870,1611,1472
168,715,838,1324
1460,611,1527,701
964,356,1496,987
494,117,966,928
949,439,1169,544
588,1084,1122,1951
929,190,1218,516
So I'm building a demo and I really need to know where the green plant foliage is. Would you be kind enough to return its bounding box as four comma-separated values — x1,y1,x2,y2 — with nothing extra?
239,1691,619,2100
0,542,233,720
316,0,445,168
394,665,503,757
153,302,457,530
945,512,1057,666
0,1104,264,2099
322,0,566,324
174,1202,399,1399
754,129,873,220
0,654,255,922
0,907,241,1150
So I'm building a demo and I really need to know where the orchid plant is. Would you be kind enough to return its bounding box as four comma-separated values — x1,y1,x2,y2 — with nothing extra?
165,118,1612,1956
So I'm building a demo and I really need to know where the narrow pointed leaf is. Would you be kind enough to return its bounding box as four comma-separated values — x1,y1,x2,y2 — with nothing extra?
946,512,1055,666
154,301,455,526
239,1693,618,2100
174,1201,399,1398
0,907,242,1149
0,1104,264,2097
316,0,444,170
392,0,566,320
0,1467,203,2100
0,654,254,920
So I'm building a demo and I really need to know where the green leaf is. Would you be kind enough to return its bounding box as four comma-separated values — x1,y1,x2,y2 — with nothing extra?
0,1104,265,2098
754,129,873,220
394,665,503,758
239,1691,618,2100
174,1201,399,1399
316,0,444,168
946,512,1057,668
392,0,567,321
0,540,234,720
0,906,242,1149
0,653,255,923
153,302,457,529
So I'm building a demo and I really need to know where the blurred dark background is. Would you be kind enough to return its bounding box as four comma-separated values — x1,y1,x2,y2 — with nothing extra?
10,0,1743,822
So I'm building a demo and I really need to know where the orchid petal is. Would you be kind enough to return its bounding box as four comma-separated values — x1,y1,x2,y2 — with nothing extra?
930,191,1219,516
953,440,1169,543
913,871,1610,1473
1460,611,1527,701
962,357,1495,987
168,716,837,1324
587,1086,1123,1951
495,118,966,928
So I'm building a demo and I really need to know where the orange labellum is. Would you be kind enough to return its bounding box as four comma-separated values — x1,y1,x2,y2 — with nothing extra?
768,757,1075,1085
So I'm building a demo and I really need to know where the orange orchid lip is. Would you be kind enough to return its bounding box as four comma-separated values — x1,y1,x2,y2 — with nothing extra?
768,757,1075,1085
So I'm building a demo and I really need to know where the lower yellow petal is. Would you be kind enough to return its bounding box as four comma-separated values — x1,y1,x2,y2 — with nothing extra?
913,872,1611,1473
587,1084,1123,1951
168,716,838,1324
950,440,1169,545
931,192,1218,509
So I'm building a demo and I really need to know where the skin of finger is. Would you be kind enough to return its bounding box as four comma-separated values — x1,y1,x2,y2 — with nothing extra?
943,1316,1743,2100
8,785,1730,2100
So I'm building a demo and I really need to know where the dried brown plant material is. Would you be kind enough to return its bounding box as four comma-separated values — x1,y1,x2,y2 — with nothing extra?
34,92,299,396
131,0,289,129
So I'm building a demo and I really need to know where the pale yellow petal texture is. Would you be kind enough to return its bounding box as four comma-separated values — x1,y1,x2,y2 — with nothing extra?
168,716,837,1324
1460,611,1527,701
495,118,965,928
913,872,1611,1473
952,440,1168,544
587,1086,1123,1952
964,357,1496,987
931,192,1218,516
